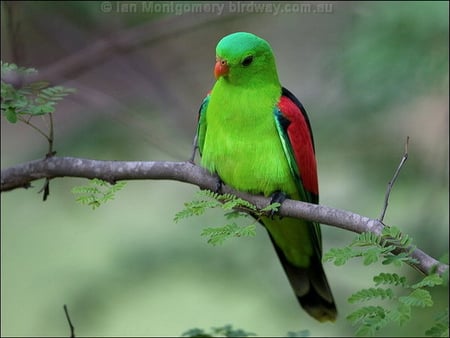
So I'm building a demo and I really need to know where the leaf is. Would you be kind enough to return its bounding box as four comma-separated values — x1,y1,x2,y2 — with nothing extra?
362,247,381,265
351,232,383,247
260,202,281,213
72,179,126,210
224,211,249,219
174,199,221,222
348,288,394,303
411,274,443,289
382,252,419,266
286,330,310,337
323,246,360,266
425,308,449,337
373,272,407,287
387,303,411,326
425,323,450,337
1,61,37,76
399,289,433,308
210,324,256,337
4,107,17,123
181,328,212,337
347,306,386,324
201,223,256,246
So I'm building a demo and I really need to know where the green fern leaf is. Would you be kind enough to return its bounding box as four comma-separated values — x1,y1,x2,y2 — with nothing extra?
347,305,386,324
351,232,382,247
399,289,433,308
174,199,221,222
286,330,310,337
373,272,407,287
224,211,249,219
387,303,411,326
425,308,449,337
354,315,390,337
72,179,126,210
201,224,239,246
323,246,360,266
362,247,381,265
381,252,419,266
348,288,394,303
201,223,256,246
181,328,212,337
411,274,443,289
260,202,281,213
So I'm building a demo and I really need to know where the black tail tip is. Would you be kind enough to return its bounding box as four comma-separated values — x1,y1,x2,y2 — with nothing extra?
298,295,337,323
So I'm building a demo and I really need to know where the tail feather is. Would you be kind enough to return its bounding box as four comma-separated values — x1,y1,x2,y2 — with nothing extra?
268,234,337,322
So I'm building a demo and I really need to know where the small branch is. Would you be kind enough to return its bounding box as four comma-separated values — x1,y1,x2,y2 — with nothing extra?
1,156,447,276
17,116,50,141
3,12,240,87
379,136,409,222
47,112,54,156
63,304,75,338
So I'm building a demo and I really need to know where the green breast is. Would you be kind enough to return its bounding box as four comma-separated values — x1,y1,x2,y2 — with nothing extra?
201,81,297,197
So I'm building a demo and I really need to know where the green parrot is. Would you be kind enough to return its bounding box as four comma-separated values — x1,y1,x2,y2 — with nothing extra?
195,32,337,322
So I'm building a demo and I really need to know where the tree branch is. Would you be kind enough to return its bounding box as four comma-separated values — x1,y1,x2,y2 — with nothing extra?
3,12,240,87
1,156,447,276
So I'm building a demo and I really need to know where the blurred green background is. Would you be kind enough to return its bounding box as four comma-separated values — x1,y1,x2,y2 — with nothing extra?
1,1,448,336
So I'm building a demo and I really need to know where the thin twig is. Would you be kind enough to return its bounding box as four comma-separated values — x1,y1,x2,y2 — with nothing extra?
379,136,409,222
63,304,75,338
47,112,54,156
17,116,50,141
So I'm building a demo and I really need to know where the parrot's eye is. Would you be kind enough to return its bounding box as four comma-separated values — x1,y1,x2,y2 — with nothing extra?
241,55,254,67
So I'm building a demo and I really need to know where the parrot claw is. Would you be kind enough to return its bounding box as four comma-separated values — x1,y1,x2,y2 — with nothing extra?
214,175,224,194
268,190,288,219
189,135,198,163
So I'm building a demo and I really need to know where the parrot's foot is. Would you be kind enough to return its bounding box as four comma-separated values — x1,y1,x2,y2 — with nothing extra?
189,135,198,164
213,175,224,194
268,190,288,218
189,145,198,164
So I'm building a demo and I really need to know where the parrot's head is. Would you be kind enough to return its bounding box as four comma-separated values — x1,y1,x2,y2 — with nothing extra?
214,32,280,87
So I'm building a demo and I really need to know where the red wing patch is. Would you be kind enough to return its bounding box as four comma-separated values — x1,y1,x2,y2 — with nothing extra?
277,95,318,196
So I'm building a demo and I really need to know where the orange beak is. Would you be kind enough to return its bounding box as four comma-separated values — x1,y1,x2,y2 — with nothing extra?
214,58,229,79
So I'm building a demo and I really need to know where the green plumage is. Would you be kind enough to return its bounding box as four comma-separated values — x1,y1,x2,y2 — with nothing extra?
196,32,337,322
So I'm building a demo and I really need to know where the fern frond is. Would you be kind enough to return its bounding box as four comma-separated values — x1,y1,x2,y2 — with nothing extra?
382,252,419,266
182,324,256,337
398,289,433,308
323,246,360,266
354,316,390,337
1,61,37,76
224,210,249,220
71,179,126,210
210,324,256,337
201,223,256,246
174,199,220,222
425,308,449,337
260,202,281,214
362,247,382,265
373,273,407,287
347,305,386,324
348,288,394,303
386,303,411,326
286,330,310,337
411,274,443,289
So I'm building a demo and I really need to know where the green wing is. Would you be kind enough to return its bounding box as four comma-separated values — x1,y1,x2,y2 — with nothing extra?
195,94,210,156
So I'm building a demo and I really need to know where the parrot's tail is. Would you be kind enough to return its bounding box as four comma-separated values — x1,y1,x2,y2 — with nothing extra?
269,235,337,322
